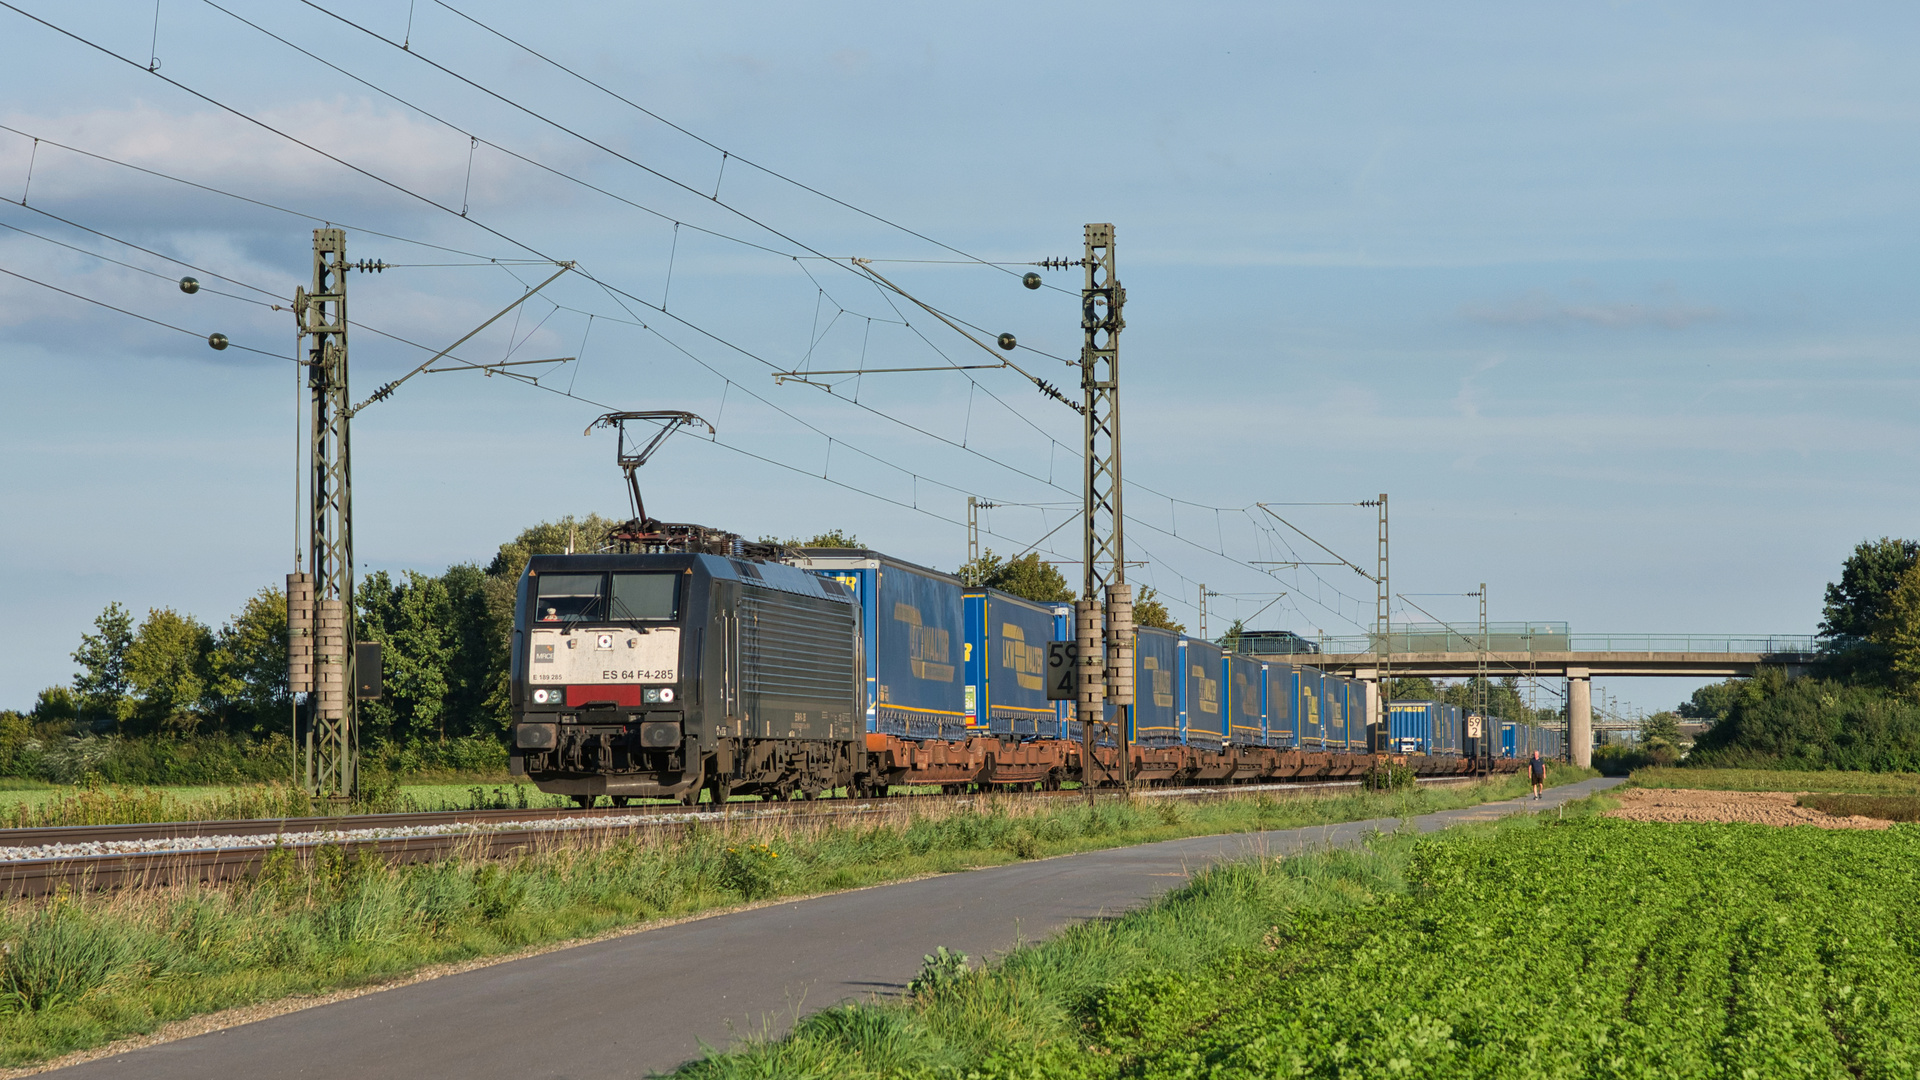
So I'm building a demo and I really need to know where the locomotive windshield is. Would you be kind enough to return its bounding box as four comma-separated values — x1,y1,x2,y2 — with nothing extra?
533,574,602,622
610,572,679,621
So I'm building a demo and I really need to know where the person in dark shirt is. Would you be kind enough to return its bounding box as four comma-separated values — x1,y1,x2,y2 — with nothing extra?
1529,751,1546,800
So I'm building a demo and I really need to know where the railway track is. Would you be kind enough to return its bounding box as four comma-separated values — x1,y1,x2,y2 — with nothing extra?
0,775,1484,899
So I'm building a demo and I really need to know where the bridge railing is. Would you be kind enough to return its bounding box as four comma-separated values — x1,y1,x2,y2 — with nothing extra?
1291,632,1820,656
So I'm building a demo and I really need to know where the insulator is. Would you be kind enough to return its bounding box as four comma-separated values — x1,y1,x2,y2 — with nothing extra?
207,332,229,350
997,332,1017,351
178,276,200,294
1022,272,1042,290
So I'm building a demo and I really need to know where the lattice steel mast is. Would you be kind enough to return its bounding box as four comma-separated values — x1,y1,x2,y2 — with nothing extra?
291,228,356,797
1077,224,1131,794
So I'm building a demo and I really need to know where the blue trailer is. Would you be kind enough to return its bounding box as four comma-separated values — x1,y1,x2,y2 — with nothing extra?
1182,637,1226,750
1225,653,1265,746
1296,667,1329,750
963,589,1066,739
1132,627,1181,746
792,550,965,739
1264,661,1297,747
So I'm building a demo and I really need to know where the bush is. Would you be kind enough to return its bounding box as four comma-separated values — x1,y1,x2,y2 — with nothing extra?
907,946,971,1002
1360,759,1415,792
718,842,789,901
1687,669,1920,771
1591,743,1676,776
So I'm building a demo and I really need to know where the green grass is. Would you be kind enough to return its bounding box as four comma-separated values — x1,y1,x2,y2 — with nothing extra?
0,780,569,828
0,768,1591,1066
1797,793,1920,822
678,802,1920,1079
1629,765,1920,795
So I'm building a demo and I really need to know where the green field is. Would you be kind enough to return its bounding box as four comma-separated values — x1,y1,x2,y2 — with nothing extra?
1630,766,1920,794
680,807,1920,1079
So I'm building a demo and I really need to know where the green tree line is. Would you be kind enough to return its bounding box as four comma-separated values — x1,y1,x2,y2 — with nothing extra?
1682,536,1920,770
3,521,1200,773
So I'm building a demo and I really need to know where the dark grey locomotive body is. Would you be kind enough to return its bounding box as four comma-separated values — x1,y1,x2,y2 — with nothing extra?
509,552,862,805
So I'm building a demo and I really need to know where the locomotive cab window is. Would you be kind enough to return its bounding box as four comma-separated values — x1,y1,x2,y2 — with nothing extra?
533,574,604,622
610,572,679,622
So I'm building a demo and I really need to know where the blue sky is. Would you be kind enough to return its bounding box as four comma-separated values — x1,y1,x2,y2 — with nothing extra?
2,1,1916,717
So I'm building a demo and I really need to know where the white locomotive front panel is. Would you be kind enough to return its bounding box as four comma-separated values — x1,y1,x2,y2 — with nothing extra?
526,627,681,685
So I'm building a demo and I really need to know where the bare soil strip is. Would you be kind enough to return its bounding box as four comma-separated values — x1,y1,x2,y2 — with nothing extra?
1606,787,1890,829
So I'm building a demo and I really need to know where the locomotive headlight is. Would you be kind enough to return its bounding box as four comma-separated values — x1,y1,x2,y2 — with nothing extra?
643,688,660,703
533,688,551,704
659,687,675,703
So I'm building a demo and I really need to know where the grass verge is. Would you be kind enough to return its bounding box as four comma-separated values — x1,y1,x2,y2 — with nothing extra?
0,780,570,829
0,767,1590,1066
677,796,1920,1079
1628,765,1920,795
1796,792,1920,822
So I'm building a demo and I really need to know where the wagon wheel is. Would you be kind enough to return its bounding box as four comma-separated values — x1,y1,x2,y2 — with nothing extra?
572,794,597,810
610,796,631,808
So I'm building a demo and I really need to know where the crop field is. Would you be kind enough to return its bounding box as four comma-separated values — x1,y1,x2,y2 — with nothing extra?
685,812,1920,1079
1629,766,1920,795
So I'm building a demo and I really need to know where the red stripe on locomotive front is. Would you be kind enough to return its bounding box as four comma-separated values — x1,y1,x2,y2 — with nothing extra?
565,685,643,708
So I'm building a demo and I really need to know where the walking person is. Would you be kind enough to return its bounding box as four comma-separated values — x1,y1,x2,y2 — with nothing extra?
1529,750,1546,800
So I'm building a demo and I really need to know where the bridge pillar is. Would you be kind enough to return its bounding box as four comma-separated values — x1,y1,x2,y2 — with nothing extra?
1567,669,1591,769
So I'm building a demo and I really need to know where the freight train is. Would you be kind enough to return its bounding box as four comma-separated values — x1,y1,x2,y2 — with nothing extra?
507,545,1559,806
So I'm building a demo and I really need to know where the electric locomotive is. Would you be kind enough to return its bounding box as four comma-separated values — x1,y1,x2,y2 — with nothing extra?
508,550,863,806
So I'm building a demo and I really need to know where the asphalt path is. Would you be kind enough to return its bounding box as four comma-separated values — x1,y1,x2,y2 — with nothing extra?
51,777,1621,1079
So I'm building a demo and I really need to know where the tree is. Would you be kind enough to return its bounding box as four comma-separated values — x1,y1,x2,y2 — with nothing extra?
1132,587,1184,633
1819,537,1919,648
797,530,861,548
1390,676,1439,701
1678,680,1740,725
955,549,1075,604
207,587,290,737
1220,618,1246,651
1886,561,1920,702
123,608,215,734
71,601,134,727
1641,710,1684,746
357,570,457,743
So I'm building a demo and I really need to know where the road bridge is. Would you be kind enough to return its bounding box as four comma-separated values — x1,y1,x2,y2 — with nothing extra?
1243,634,1818,769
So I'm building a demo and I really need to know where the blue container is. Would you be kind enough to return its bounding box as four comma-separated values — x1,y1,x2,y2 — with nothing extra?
1180,637,1226,750
1132,627,1181,746
963,589,1065,739
1225,653,1265,746
1389,700,1438,753
1328,677,1353,750
793,550,965,739
1296,667,1330,750
1264,661,1297,747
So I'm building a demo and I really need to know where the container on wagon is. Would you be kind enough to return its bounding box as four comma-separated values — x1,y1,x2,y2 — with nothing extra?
1225,652,1265,746
1181,636,1227,751
1296,667,1330,750
963,588,1066,739
1264,660,1297,747
1131,627,1181,746
792,549,965,739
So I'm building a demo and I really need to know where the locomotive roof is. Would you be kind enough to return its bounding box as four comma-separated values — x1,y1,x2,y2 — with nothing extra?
524,552,851,603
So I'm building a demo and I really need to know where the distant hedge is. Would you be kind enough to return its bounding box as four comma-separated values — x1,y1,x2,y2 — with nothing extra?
1686,670,1920,772
0,729,508,787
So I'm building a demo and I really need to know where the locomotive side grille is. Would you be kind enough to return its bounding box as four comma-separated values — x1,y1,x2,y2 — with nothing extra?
740,587,856,703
